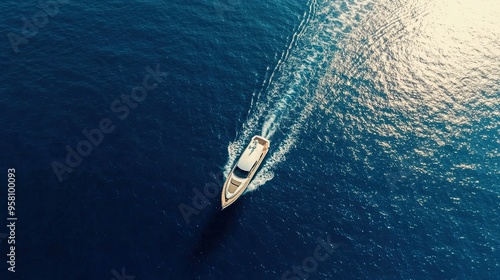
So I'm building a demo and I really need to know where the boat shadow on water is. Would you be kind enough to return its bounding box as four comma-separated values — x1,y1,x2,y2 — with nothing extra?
185,202,242,273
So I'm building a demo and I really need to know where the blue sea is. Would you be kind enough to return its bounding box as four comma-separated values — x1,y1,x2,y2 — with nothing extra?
0,0,499,279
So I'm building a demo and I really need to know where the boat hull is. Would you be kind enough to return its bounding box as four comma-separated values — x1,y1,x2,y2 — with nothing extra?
221,135,270,209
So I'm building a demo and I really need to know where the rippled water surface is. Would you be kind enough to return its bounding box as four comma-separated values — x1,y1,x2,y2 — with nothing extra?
0,0,498,279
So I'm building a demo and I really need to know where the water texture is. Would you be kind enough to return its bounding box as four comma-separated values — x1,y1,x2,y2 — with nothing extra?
0,0,498,279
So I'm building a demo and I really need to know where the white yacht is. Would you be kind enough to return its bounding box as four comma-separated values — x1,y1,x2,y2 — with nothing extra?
221,135,270,209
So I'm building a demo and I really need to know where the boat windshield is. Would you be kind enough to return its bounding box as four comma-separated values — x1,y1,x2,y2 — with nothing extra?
233,166,249,179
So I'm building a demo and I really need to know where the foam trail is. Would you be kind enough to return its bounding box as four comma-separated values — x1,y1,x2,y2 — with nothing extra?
223,0,316,179
249,102,315,191
224,0,373,190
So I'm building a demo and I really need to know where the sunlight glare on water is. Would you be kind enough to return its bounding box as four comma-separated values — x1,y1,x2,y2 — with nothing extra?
314,0,499,192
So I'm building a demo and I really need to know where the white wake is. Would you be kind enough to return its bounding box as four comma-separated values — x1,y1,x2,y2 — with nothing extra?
223,0,373,191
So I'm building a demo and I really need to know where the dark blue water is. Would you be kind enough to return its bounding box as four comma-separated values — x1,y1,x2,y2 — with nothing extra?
1,0,499,279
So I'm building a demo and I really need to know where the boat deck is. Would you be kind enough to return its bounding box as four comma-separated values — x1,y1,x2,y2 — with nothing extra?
254,136,270,148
